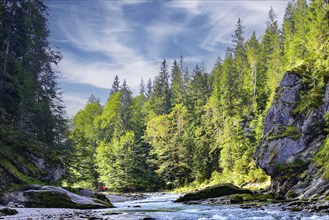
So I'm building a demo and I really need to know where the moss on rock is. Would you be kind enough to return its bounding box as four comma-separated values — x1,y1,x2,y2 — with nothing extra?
0,208,18,216
266,126,302,141
175,183,252,203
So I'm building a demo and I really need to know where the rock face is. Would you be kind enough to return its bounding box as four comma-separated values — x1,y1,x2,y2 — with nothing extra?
0,185,114,209
254,72,329,198
175,183,252,202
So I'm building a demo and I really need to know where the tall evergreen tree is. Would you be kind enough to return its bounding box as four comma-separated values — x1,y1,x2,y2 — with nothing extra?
149,59,171,115
145,78,153,99
282,0,296,69
292,0,308,61
139,78,145,96
68,96,103,188
110,75,120,96
0,0,65,146
306,0,329,74
170,60,184,106
262,7,283,96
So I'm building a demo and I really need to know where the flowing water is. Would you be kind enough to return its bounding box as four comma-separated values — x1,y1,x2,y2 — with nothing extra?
99,193,329,220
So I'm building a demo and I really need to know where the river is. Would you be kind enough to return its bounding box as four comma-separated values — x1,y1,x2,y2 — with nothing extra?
100,193,328,220
2,193,329,219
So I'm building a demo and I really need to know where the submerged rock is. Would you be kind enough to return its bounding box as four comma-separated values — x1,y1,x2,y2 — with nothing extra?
0,185,114,209
174,183,252,202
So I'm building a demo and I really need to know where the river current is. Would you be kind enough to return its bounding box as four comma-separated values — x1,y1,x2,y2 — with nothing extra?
100,193,329,220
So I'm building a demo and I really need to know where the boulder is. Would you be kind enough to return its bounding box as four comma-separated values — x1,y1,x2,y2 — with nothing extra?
79,188,112,205
0,185,114,209
0,208,18,216
174,183,252,202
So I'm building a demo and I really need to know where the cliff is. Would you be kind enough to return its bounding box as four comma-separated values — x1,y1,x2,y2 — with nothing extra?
254,70,329,200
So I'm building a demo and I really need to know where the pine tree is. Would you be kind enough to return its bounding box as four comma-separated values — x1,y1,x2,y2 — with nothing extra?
170,60,184,106
110,75,120,96
68,96,103,188
149,59,171,115
139,78,145,96
0,0,66,146
262,7,283,96
306,0,329,74
282,0,296,69
231,18,251,114
145,78,153,99
292,0,308,61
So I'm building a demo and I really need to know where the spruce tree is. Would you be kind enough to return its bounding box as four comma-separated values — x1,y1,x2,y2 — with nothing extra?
149,59,171,115
170,60,184,106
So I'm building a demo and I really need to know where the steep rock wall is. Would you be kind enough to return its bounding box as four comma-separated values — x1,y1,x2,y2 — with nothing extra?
254,72,329,199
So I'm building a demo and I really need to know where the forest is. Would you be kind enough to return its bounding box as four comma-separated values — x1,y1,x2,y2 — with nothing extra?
0,0,328,193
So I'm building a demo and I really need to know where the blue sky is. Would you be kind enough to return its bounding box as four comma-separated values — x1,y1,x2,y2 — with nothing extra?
45,0,289,117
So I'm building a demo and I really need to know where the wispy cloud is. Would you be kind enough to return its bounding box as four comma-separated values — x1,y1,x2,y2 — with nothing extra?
62,93,88,118
47,0,288,116
163,1,287,51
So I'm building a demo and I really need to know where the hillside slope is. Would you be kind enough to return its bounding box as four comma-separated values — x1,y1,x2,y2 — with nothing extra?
0,141,64,193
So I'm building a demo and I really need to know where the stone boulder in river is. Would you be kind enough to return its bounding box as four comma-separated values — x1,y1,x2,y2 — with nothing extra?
0,185,114,209
175,183,252,202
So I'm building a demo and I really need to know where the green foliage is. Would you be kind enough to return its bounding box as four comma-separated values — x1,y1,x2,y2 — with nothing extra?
145,104,192,189
266,126,302,141
67,0,329,192
66,96,103,188
97,131,155,191
314,137,329,179
0,0,67,191
148,59,171,115
289,62,326,116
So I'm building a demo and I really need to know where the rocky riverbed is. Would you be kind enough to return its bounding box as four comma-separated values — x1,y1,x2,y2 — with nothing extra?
1,192,329,220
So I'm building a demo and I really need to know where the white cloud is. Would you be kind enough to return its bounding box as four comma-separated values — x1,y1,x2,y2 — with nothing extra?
59,53,158,94
48,0,289,116
62,93,88,118
162,1,288,51
53,2,160,95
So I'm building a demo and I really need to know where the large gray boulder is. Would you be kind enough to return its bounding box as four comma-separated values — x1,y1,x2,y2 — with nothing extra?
0,185,114,209
254,72,329,198
175,183,252,203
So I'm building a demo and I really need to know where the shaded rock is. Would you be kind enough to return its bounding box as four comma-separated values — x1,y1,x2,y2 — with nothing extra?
240,204,263,210
174,183,252,202
0,185,114,209
80,189,94,198
316,201,329,212
7,202,24,208
79,189,113,206
0,208,18,216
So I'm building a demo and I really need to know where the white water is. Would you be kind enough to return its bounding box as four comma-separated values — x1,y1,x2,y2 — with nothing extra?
99,193,329,220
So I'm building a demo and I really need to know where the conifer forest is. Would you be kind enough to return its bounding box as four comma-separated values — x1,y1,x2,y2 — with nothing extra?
0,0,329,197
